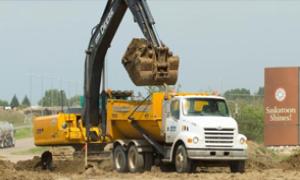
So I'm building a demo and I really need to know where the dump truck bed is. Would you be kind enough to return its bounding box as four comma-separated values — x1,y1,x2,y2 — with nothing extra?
106,92,165,142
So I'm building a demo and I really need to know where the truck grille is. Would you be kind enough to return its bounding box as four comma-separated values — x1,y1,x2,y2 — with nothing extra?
204,128,234,148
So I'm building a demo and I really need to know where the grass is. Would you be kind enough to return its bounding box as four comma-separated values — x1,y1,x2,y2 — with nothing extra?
0,111,28,126
15,127,33,139
0,111,34,139
12,147,48,155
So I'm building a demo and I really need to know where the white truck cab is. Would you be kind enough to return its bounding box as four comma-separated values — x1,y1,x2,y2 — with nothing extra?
162,94,247,173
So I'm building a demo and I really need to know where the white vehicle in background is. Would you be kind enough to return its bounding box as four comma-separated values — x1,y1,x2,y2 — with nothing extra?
4,106,12,110
0,122,15,148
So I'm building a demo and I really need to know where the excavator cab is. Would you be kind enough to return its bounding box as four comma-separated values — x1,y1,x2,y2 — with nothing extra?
122,38,179,86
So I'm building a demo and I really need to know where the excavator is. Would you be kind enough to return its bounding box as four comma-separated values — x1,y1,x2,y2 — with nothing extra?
82,0,179,141
34,0,179,170
33,0,248,173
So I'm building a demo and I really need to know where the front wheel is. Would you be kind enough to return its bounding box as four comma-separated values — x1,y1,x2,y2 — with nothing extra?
229,160,245,173
175,144,193,173
113,145,128,173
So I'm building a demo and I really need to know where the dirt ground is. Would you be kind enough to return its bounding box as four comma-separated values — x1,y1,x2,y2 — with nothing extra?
1,139,300,180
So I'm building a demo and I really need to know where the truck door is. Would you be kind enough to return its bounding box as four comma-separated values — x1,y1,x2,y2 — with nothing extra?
165,99,180,143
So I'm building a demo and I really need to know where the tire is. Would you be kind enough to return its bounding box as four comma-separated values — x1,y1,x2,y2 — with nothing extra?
144,152,153,171
127,145,145,173
113,145,128,173
229,160,245,173
7,138,13,147
0,141,4,148
3,139,8,148
41,151,53,171
175,144,193,173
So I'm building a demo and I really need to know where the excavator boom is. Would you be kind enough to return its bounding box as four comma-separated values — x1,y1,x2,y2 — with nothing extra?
83,0,179,134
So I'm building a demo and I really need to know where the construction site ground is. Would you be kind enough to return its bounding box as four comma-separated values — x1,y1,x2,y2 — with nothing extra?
1,139,300,180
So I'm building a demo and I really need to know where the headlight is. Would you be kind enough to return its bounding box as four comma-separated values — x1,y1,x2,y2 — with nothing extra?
240,137,246,145
193,137,199,144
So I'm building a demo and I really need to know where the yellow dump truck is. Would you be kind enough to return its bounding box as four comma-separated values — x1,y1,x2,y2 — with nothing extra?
34,91,247,173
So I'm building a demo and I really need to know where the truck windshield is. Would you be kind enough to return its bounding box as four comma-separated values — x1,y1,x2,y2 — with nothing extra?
183,98,229,117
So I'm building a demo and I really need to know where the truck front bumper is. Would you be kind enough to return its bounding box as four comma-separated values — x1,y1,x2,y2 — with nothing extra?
187,148,247,160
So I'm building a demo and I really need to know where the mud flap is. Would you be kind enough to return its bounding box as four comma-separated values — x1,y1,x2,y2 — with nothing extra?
122,38,179,86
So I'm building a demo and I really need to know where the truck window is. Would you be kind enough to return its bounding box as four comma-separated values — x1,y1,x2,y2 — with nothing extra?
183,98,229,117
170,100,180,119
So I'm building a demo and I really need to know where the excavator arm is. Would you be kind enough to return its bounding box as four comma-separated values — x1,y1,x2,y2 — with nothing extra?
83,0,179,136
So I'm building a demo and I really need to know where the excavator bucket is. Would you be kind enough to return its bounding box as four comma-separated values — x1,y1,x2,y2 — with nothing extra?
122,38,179,86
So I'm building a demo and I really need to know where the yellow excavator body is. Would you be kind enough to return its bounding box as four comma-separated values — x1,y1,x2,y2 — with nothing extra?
33,113,101,146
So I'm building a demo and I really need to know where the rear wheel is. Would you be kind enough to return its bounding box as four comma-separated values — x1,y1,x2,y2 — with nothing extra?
229,161,245,173
128,145,145,173
175,144,193,173
113,145,128,173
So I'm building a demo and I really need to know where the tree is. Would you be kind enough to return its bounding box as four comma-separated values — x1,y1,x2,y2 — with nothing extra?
235,103,264,142
68,95,81,106
10,95,19,108
39,89,68,107
223,88,251,100
21,95,31,107
255,86,264,97
0,99,8,107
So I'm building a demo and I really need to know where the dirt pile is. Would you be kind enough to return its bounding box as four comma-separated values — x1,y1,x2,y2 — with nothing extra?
0,159,55,180
14,156,86,174
2,150,300,180
15,156,41,171
0,159,14,171
282,151,300,169
246,141,280,169
94,158,114,172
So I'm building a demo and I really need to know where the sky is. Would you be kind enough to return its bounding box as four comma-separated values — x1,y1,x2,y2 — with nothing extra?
0,0,300,105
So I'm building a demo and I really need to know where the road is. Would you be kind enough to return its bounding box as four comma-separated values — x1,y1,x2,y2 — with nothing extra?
0,137,37,162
